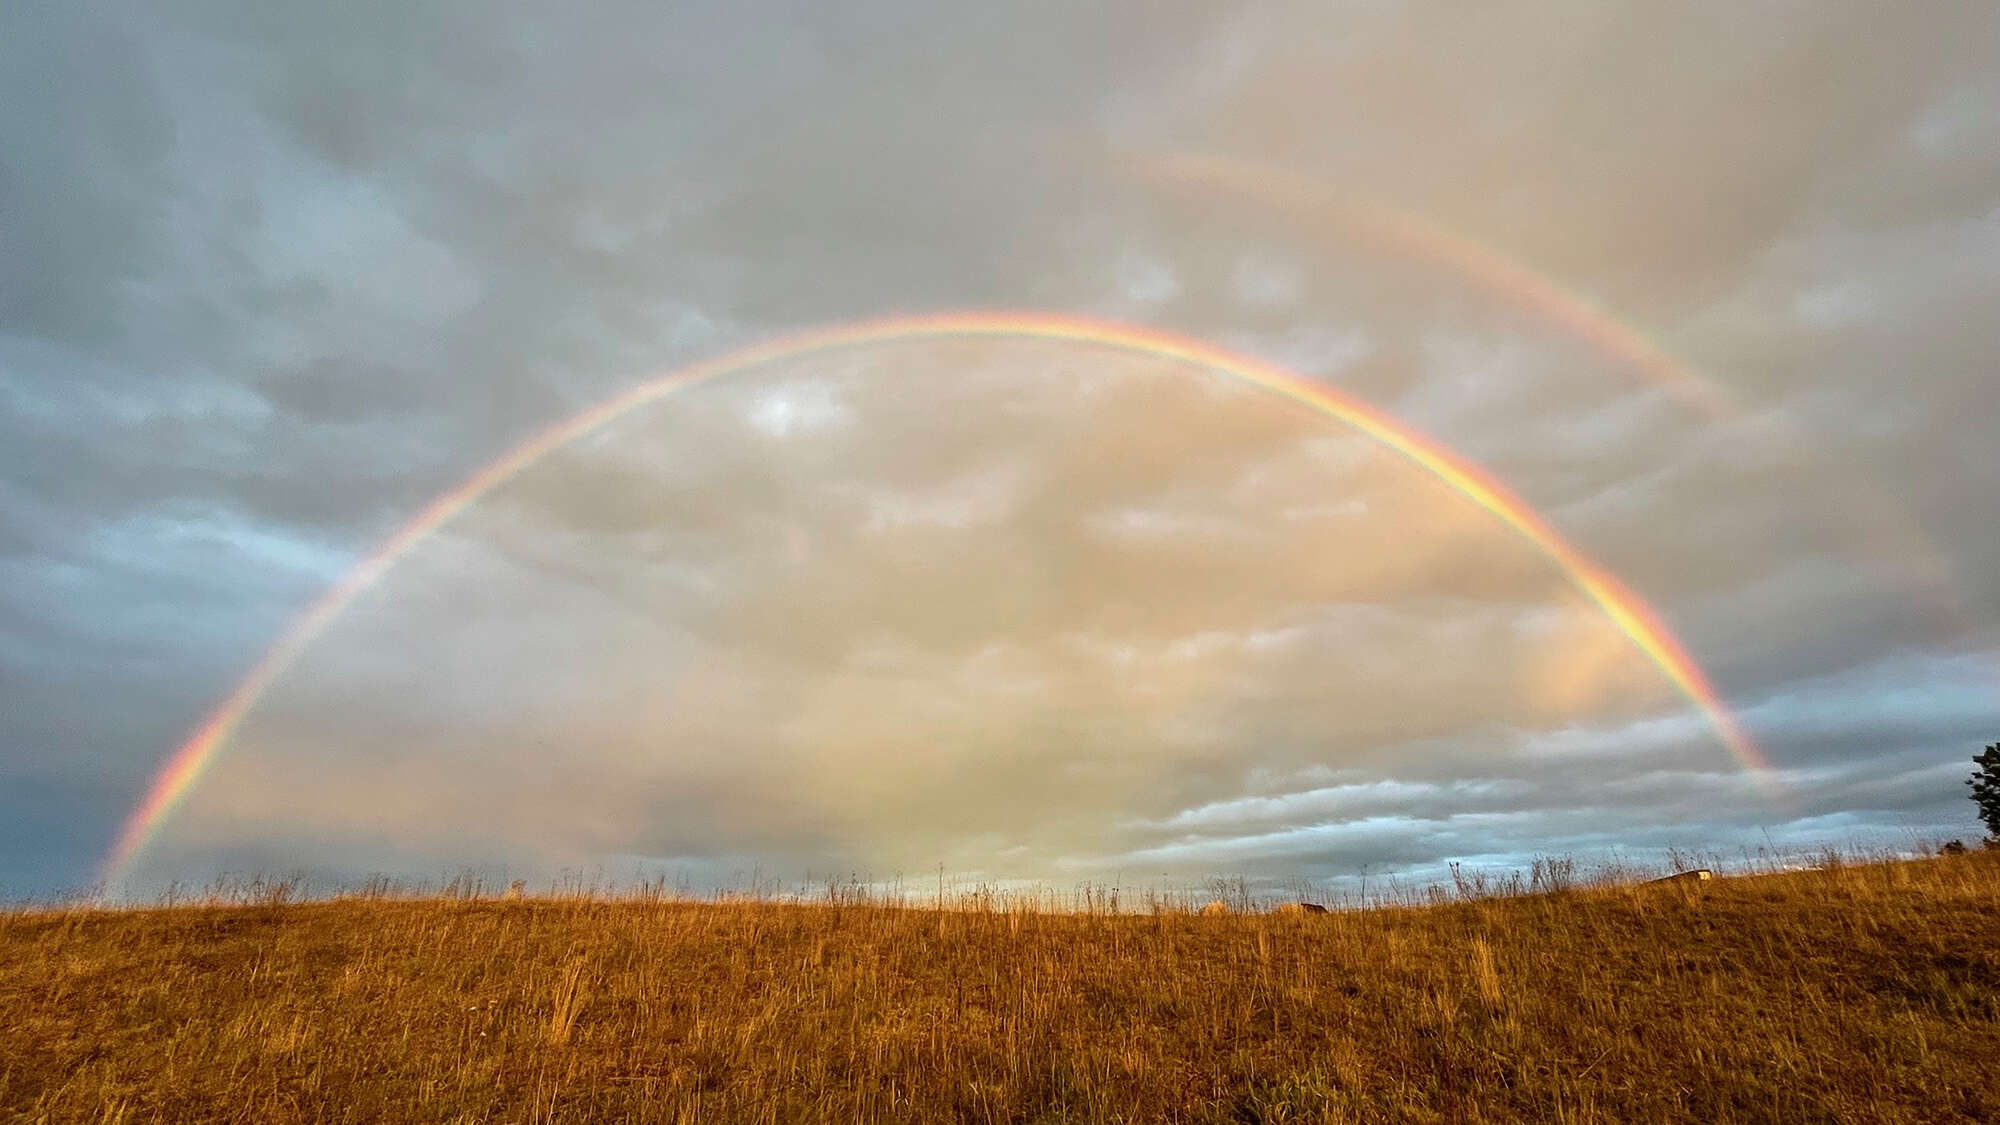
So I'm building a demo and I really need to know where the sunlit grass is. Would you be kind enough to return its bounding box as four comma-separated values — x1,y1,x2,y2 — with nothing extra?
3,849,1995,1122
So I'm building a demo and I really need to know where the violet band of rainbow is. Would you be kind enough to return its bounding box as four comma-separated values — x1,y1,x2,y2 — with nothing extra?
102,310,1774,886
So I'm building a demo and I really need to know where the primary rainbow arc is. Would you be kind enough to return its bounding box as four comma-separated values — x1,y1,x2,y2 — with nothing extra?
103,311,1771,886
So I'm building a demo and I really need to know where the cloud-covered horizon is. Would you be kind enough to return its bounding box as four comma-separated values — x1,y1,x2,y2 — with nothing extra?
4,1,1997,898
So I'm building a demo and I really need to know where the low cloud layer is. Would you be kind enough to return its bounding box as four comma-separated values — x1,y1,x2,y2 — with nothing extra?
4,2,1997,897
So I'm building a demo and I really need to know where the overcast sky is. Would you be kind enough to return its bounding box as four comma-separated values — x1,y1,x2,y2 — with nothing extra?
5,1,1997,899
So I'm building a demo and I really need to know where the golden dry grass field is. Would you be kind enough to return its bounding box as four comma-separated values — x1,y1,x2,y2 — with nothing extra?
4,852,1996,1124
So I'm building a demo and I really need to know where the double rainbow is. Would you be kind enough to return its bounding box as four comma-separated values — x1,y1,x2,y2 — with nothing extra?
102,311,1770,885
1137,149,1965,627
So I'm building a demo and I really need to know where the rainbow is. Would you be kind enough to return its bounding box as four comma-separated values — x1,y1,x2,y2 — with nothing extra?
1135,151,1740,417
1134,149,1966,633
102,311,1771,885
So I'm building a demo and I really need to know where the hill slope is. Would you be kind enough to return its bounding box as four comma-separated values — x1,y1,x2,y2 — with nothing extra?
4,854,1996,1123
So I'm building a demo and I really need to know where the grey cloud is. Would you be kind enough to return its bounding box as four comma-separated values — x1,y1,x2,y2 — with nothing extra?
0,5,177,346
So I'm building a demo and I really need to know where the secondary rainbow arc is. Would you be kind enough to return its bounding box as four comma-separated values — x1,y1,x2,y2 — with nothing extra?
102,311,1773,886
1135,150,1739,417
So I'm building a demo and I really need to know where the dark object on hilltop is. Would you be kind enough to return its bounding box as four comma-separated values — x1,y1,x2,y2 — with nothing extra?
1969,742,2000,839
1940,840,1968,856
1646,869,1713,884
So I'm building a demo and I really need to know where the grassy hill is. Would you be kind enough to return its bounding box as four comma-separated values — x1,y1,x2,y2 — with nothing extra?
4,852,1996,1123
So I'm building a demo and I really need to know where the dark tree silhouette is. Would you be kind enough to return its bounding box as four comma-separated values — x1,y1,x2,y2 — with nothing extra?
1970,742,2000,839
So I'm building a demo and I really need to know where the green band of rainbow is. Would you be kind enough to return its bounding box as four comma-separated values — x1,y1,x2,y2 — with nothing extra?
102,311,1771,885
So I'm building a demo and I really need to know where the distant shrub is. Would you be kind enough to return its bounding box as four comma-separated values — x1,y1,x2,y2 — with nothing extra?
1530,854,1577,894
1970,742,2000,837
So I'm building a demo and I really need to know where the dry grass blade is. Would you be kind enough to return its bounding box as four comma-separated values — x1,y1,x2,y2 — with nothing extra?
545,957,591,1046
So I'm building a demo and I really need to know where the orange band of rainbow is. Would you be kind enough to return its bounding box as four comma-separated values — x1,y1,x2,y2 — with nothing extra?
102,311,1771,885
